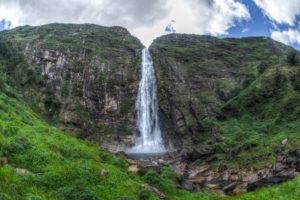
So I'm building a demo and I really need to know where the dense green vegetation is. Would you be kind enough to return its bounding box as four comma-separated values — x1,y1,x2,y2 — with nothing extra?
213,63,300,168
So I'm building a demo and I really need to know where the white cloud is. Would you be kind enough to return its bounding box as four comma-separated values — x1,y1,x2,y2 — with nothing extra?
271,28,300,45
0,0,250,46
134,0,250,46
253,0,300,26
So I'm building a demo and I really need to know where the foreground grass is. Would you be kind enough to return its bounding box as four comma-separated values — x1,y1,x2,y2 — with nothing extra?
0,85,159,200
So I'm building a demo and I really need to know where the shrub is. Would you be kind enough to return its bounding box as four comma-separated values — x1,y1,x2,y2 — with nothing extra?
257,61,269,74
138,189,151,200
286,51,299,65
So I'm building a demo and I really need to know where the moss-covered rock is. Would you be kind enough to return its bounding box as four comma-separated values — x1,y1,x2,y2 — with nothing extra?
0,23,144,146
149,34,295,149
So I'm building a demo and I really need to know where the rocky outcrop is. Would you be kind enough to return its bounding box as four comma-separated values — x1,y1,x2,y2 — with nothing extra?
0,23,144,147
149,34,292,149
125,146,300,196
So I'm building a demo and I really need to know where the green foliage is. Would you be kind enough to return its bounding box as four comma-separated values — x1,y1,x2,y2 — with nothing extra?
138,189,151,200
286,51,299,65
257,61,269,74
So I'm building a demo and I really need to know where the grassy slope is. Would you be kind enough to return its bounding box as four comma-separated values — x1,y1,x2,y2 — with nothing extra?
213,65,300,169
0,85,159,200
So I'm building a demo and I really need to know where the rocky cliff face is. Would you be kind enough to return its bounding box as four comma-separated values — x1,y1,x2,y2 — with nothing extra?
150,34,293,149
0,23,143,145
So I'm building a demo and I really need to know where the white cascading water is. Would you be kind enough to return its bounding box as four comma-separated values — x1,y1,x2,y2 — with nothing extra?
127,48,166,153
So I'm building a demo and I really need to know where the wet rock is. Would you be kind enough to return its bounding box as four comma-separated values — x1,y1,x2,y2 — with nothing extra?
101,169,110,176
221,171,230,181
281,138,288,145
180,180,194,191
222,182,237,193
242,173,258,183
206,183,220,189
127,165,139,173
247,172,294,192
229,174,239,181
158,159,167,165
295,160,300,172
276,155,285,163
188,165,210,178
15,168,30,175
171,162,187,176
277,168,295,179
293,149,300,158
233,183,248,194
184,146,215,161
274,163,284,173
188,176,206,185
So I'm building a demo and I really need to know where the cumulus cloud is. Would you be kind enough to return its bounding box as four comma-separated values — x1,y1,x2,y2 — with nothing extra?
253,0,300,46
0,0,169,28
0,0,250,46
253,0,300,26
271,28,300,45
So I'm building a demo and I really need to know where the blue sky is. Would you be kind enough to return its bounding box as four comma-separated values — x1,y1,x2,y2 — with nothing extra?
226,0,300,50
0,0,300,49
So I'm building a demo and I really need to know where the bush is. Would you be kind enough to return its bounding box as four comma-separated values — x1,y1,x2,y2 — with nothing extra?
286,51,299,65
138,189,151,200
143,170,164,189
2,135,32,157
257,61,269,74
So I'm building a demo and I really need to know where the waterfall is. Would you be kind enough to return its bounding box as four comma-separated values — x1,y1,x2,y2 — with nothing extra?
127,48,166,154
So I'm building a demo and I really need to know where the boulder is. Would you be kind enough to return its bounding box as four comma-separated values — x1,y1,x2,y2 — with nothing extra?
15,168,30,175
188,165,210,178
206,183,220,189
141,184,166,199
295,159,300,172
126,158,137,165
293,149,300,158
274,163,284,173
101,169,110,176
229,174,239,181
171,162,187,176
281,138,288,145
180,180,194,191
127,165,139,173
276,155,285,163
188,176,206,185
247,173,294,192
242,173,258,183
222,182,237,193
184,146,215,161
232,183,248,194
